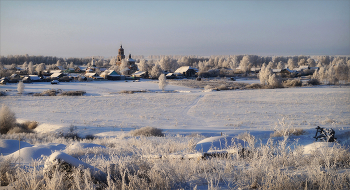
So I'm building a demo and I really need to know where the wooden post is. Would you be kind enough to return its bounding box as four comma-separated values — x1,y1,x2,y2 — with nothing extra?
19,135,20,166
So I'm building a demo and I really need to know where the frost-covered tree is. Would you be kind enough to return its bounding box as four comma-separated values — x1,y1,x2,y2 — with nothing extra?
259,64,272,85
151,64,162,78
326,65,337,85
312,67,326,83
158,74,168,91
119,59,129,75
229,56,240,70
109,58,116,66
287,58,297,69
178,56,190,67
69,62,74,68
307,58,316,67
158,56,178,72
22,61,28,70
17,81,24,94
198,61,206,72
268,74,282,88
335,63,349,83
239,55,252,75
298,58,306,66
35,63,45,74
277,61,285,70
28,61,34,75
56,60,62,67
138,59,149,72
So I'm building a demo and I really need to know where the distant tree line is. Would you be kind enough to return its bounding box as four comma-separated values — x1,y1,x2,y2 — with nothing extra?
1,54,349,84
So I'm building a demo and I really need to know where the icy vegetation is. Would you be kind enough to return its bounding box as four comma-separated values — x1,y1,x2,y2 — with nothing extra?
0,78,350,189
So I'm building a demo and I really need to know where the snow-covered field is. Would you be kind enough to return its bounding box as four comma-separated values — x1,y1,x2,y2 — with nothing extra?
2,80,349,137
1,80,350,189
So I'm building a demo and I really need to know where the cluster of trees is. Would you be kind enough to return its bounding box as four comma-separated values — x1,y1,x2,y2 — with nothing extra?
312,57,350,84
1,54,349,84
257,56,350,87
133,55,349,79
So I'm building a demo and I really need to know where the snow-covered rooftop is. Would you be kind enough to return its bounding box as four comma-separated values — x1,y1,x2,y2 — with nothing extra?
174,66,197,74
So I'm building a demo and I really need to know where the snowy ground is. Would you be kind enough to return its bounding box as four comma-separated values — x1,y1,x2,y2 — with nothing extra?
1,79,350,189
1,80,349,138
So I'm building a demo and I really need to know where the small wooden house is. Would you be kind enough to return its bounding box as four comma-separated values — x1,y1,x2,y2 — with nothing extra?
174,66,197,77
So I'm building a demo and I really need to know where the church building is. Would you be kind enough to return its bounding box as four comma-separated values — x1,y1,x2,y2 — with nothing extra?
116,45,138,75
116,45,125,64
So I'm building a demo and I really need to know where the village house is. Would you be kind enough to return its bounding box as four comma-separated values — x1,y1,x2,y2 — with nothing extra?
85,73,104,80
100,70,123,80
174,66,198,77
132,71,148,79
50,72,64,80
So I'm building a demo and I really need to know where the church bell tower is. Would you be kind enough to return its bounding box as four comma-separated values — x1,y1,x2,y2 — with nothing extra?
116,45,125,64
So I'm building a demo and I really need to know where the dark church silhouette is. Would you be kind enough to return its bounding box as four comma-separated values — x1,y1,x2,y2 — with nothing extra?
116,45,137,75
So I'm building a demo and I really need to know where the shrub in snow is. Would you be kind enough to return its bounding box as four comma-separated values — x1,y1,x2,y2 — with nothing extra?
245,83,263,89
0,105,17,134
44,151,107,182
283,79,302,87
268,74,283,88
18,121,38,130
158,74,168,91
204,85,213,90
7,126,31,134
308,78,320,85
0,158,14,186
0,105,38,134
34,89,61,96
217,84,228,90
270,128,306,137
129,126,164,137
17,81,24,94
259,64,272,85
33,89,86,96
59,91,86,96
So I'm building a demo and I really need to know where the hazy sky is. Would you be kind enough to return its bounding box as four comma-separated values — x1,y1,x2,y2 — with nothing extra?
1,1,349,58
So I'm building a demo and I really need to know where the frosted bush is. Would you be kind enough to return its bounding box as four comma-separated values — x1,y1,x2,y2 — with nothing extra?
0,105,38,134
1,133,350,189
217,84,228,90
307,78,320,85
7,126,31,134
270,128,306,137
204,85,213,90
158,74,167,91
245,83,263,89
129,126,164,137
258,64,272,85
268,74,282,88
17,81,24,94
283,79,302,87
0,105,17,134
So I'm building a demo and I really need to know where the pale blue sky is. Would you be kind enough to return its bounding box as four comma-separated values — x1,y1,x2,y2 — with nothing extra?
1,1,349,58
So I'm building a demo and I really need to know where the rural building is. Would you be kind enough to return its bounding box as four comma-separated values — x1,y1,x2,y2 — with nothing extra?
174,66,198,77
115,45,138,74
127,54,138,75
50,72,64,79
28,75,42,82
132,71,148,78
100,70,122,80
166,73,176,79
85,73,104,80
116,45,126,64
